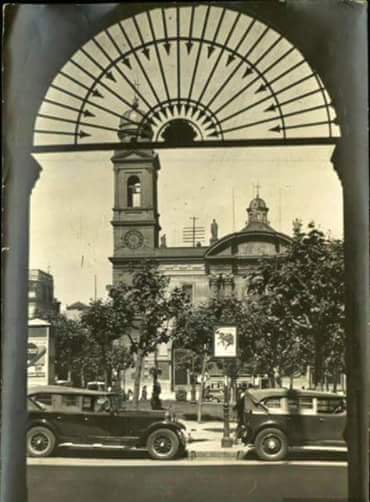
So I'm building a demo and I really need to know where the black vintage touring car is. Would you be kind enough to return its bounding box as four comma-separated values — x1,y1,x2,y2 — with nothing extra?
27,385,187,460
239,388,347,461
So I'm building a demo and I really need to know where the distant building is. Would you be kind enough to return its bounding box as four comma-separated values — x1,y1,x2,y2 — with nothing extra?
28,269,60,320
65,301,88,321
108,99,292,397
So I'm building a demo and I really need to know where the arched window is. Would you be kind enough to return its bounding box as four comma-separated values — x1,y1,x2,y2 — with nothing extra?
127,175,141,207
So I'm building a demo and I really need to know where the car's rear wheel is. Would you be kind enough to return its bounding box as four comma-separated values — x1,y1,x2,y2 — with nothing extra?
255,428,288,461
27,426,56,457
147,428,180,460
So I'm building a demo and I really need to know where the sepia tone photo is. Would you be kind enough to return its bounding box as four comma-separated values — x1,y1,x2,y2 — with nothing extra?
2,2,369,502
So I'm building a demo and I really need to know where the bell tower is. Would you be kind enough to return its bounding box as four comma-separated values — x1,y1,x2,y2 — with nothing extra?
111,98,161,265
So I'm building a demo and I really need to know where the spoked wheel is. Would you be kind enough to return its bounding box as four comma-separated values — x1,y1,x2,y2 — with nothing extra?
147,428,180,460
255,428,288,461
27,426,56,457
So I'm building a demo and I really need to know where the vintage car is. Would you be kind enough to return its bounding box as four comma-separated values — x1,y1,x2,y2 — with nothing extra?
239,388,346,461
27,385,187,460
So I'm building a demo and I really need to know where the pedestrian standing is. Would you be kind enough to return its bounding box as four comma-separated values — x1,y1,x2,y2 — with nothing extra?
233,383,254,444
141,385,148,401
151,381,162,410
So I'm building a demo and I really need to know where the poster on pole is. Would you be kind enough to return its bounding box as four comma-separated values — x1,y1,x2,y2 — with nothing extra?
213,326,238,358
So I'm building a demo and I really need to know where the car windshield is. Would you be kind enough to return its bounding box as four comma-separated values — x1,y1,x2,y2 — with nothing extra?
87,394,123,413
28,393,53,411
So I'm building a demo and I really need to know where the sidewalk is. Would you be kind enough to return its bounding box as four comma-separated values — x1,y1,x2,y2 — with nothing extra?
181,419,252,459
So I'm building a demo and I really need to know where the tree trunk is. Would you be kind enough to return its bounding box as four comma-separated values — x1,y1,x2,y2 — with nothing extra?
101,344,108,388
268,372,275,388
190,373,197,402
133,349,144,409
333,370,338,393
190,356,196,402
80,367,85,388
313,341,323,389
197,353,208,424
289,375,294,390
325,374,329,391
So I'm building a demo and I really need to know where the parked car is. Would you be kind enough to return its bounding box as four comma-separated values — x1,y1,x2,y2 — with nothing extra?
239,388,346,461
205,387,224,403
27,385,187,460
86,381,106,391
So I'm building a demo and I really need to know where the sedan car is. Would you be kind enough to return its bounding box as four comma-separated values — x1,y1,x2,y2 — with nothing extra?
239,388,346,461
27,385,187,460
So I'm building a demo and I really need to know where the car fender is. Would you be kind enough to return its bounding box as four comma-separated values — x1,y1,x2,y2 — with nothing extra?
251,420,289,443
27,418,59,438
138,421,185,447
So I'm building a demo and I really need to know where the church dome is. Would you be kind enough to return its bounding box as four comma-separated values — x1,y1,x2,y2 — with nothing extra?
118,97,153,142
244,190,271,231
249,196,267,210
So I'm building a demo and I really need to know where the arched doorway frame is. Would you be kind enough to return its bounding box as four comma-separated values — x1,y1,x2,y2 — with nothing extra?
2,3,368,502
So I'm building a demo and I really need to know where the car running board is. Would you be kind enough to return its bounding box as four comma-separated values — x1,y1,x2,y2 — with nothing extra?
58,443,146,451
289,446,347,453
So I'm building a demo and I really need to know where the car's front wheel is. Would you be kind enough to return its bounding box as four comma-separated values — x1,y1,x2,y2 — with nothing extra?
254,428,288,461
27,426,56,457
147,428,180,460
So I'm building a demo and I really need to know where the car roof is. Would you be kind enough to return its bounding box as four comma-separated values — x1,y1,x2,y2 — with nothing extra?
27,385,116,397
248,388,346,402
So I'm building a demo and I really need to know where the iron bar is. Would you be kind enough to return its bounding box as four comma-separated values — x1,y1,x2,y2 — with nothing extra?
32,136,339,154
102,29,153,110
118,21,162,106
214,45,294,116
49,84,122,119
220,73,317,123
197,12,241,104
186,5,195,54
187,5,211,102
206,19,257,109
220,104,331,132
146,11,171,103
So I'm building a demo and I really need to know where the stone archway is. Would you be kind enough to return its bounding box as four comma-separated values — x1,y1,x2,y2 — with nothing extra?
2,4,368,502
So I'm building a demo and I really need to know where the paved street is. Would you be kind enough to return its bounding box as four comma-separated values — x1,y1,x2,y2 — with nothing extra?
28,460,347,502
27,418,348,501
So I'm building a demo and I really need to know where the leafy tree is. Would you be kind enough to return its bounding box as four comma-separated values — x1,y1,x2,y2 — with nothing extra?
80,298,133,387
52,313,86,384
107,341,134,391
247,222,345,389
109,261,188,408
173,297,254,422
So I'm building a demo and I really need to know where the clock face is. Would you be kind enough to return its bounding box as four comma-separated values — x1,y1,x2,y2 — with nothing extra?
124,230,144,249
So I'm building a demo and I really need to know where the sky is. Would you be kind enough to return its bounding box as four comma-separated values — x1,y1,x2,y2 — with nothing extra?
31,145,343,308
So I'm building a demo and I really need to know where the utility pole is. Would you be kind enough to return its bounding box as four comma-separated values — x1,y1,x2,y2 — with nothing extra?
232,187,236,232
182,217,205,247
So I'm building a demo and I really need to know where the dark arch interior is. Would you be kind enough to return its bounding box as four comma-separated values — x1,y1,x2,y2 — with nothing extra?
161,119,198,145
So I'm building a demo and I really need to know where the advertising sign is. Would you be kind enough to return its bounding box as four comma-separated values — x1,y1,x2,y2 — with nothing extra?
27,320,55,386
213,326,238,358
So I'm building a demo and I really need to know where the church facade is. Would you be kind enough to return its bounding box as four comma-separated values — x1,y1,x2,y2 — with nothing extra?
109,100,292,397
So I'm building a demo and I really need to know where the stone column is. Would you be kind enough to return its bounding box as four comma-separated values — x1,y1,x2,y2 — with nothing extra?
1,152,41,502
208,273,219,299
223,273,234,298
332,142,369,501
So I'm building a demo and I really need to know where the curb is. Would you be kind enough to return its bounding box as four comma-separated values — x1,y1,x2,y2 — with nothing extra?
188,448,249,460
